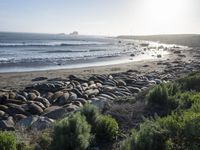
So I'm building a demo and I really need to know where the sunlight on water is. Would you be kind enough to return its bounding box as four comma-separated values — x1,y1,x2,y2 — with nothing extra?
0,32,183,72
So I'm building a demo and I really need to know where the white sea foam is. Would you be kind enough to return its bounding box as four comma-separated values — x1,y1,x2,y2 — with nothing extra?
0,32,178,72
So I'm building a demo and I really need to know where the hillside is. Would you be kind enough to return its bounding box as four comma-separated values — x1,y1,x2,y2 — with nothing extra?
118,34,200,47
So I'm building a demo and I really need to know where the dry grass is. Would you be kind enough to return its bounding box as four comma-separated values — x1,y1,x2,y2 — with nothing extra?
105,101,145,132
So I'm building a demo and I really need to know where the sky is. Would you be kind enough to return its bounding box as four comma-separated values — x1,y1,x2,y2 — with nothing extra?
0,0,199,36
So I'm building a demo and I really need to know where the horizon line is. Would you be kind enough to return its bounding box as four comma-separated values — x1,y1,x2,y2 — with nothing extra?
0,30,200,37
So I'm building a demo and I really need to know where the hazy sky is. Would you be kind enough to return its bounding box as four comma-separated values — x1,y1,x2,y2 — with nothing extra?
0,0,199,35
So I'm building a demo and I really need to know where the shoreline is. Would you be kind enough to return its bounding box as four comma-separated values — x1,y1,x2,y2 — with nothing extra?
0,48,191,90
0,41,199,131
0,41,198,91
0,58,166,90
0,55,165,73
0,36,173,73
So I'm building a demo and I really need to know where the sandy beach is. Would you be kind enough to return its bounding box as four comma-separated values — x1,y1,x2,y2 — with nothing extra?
0,43,197,90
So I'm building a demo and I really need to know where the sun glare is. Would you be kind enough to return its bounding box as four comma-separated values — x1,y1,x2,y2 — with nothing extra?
139,0,189,34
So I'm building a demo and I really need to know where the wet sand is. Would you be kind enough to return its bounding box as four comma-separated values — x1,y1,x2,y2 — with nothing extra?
0,59,164,90
1,34,200,91
0,47,193,90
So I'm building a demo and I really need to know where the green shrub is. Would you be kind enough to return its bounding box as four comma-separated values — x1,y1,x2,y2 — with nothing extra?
147,84,169,106
166,82,180,96
147,84,178,114
182,112,200,148
121,120,171,150
174,92,200,110
175,92,193,108
136,120,168,150
121,129,137,150
179,72,200,91
190,100,200,113
121,138,132,150
122,73,200,150
0,131,16,150
51,113,91,150
95,115,119,142
80,104,99,127
16,143,26,150
157,111,200,149
16,143,32,150
122,110,200,150
157,112,183,137
37,132,52,150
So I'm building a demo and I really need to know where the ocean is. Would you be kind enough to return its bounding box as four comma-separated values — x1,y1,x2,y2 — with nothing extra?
0,32,169,72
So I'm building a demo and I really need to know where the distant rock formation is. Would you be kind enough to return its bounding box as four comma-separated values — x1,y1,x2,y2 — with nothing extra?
57,33,65,35
69,31,79,36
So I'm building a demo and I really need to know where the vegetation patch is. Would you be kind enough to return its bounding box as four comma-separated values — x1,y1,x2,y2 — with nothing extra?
178,72,200,91
0,73,200,150
0,132,16,150
121,72,200,150
95,115,119,142
51,113,91,150
80,104,100,129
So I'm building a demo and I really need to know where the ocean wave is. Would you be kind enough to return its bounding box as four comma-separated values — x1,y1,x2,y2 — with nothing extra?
89,49,107,52
41,50,88,53
97,55,120,59
0,57,71,64
0,53,122,64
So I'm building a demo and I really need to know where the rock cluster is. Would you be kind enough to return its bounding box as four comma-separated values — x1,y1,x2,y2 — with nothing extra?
0,71,167,130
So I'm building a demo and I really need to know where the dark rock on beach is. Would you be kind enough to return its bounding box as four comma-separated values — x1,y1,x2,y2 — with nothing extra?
32,77,48,82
